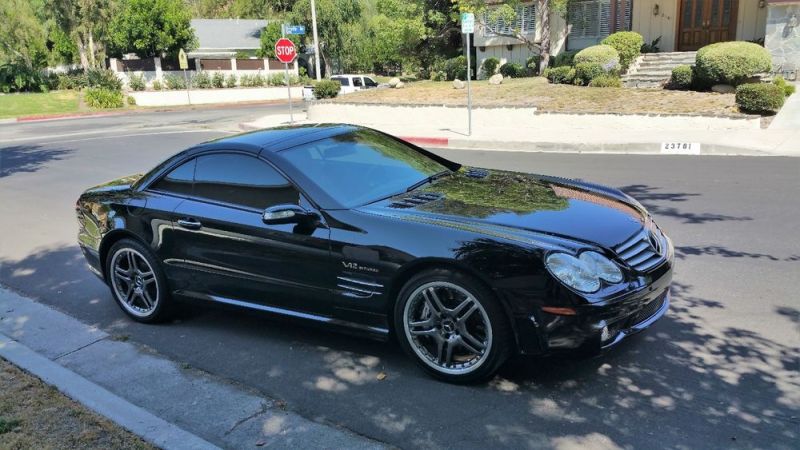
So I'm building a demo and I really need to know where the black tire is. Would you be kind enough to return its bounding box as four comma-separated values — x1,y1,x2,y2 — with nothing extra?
393,268,513,383
105,238,173,323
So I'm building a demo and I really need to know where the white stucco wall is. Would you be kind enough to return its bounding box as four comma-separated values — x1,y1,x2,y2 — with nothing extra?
130,87,303,107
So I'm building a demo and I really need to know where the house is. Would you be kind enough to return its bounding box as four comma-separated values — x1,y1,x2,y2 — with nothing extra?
188,19,268,58
474,1,799,79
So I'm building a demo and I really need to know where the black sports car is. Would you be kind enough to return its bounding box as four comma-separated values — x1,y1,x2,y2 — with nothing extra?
76,124,673,382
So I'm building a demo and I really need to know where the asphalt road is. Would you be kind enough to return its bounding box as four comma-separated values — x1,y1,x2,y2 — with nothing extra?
1,108,798,450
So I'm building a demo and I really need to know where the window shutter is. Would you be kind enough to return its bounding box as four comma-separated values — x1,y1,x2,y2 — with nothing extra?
482,3,536,36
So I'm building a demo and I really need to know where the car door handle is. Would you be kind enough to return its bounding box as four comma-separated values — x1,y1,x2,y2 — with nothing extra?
177,218,202,230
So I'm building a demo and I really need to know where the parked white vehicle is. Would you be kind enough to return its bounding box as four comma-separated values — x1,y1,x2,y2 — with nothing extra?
330,74,380,95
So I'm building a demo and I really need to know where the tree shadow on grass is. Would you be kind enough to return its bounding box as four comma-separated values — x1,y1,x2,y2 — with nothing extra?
0,145,74,178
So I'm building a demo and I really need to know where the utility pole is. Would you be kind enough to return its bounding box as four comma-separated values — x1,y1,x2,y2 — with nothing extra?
311,0,322,80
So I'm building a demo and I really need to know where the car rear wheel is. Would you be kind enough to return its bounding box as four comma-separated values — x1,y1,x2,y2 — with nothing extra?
394,269,512,383
106,239,172,323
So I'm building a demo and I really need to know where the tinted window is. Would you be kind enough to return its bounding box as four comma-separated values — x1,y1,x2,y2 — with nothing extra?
332,76,350,86
280,130,449,207
151,159,195,196
364,77,378,87
193,154,299,209
353,77,363,87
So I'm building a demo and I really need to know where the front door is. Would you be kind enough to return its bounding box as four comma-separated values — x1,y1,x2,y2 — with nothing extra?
678,0,738,51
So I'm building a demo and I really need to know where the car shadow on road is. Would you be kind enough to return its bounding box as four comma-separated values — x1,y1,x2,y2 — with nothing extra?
1,245,798,449
0,145,74,178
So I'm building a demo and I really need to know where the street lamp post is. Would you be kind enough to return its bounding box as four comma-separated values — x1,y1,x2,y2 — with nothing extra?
311,0,322,80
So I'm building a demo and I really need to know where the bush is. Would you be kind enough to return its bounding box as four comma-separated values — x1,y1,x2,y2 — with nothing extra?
574,62,606,86
0,59,50,93
57,71,87,90
211,72,224,88
86,68,121,91
482,57,500,77
239,73,266,87
588,74,622,88
499,62,526,78
225,73,238,88
444,55,467,81
128,72,146,91
543,66,576,84
773,75,796,97
126,95,136,105
313,79,340,99
152,79,162,91
735,83,785,114
641,36,662,54
574,45,620,72
526,55,540,75
669,65,693,90
193,71,212,89
164,74,185,90
85,88,124,108
269,73,287,86
602,31,644,71
430,70,446,81
695,41,772,86
552,50,578,67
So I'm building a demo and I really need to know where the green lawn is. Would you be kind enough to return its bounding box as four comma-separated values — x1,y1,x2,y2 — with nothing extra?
0,91,81,119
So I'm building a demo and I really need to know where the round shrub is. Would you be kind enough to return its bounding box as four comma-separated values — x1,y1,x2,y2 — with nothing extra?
482,57,500,77
574,62,606,86
773,75,796,97
543,66,575,85
126,95,136,106
444,55,467,81
669,65,693,90
552,50,578,67
574,45,620,72
588,74,622,88
313,79,340,99
601,31,644,71
85,88,124,108
735,83,785,114
499,62,526,78
695,41,772,86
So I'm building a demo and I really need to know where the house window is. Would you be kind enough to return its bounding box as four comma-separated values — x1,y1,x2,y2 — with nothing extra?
482,3,536,37
568,0,632,49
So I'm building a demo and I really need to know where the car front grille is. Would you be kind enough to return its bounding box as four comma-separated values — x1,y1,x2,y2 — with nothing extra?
629,291,667,326
613,225,665,273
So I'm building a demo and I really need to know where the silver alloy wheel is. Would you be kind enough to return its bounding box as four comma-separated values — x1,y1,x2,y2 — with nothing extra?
402,281,493,375
109,248,159,318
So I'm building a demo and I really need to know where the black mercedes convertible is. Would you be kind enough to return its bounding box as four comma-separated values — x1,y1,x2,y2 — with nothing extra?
76,124,673,382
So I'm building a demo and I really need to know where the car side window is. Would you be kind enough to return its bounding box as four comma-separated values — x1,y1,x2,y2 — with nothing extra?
333,76,350,87
193,153,300,210
353,77,363,87
151,158,196,196
364,77,378,87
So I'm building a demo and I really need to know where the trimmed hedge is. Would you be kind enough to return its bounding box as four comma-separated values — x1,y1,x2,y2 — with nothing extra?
574,62,606,86
543,66,575,84
85,88,124,108
588,74,622,88
669,65,693,90
695,41,772,86
601,31,644,71
482,57,500,77
773,75,796,97
735,83,785,114
499,62,526,78
574,45,620,72
314,79,340,99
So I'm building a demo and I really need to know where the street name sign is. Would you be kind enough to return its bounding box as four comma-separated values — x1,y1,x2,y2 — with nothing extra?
286,25,306,35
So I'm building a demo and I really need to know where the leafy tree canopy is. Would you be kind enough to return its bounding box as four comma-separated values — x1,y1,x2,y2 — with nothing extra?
108,0,197,58
0,0,49,69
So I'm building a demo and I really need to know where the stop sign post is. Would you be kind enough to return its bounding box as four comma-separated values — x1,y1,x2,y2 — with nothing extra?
275,35,297,123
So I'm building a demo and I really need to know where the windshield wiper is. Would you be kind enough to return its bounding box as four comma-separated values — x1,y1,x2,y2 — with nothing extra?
406,170,451,192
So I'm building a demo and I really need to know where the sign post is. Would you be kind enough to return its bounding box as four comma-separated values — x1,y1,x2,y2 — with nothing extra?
275,31,298,124
461,12,474,136
178,48,190,105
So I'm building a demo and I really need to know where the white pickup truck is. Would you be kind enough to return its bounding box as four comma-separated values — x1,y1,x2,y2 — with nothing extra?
330,74,380,95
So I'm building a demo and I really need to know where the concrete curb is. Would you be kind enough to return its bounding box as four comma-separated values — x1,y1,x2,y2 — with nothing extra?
0,334,220,450
0,286,389,450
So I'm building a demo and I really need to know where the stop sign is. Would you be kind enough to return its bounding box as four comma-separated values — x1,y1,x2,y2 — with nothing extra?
274,38,297,63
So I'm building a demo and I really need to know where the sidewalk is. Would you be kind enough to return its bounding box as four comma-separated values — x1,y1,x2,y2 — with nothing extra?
0,286,387,450
241,106,800,157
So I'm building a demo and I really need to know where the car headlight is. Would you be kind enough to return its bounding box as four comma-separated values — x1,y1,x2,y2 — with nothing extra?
545,251,623,293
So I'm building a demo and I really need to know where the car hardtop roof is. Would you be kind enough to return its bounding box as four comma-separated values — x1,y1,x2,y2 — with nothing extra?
194,123,363,154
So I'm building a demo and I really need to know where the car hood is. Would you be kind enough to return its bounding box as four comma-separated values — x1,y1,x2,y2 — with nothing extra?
362,168,647,248
83,173,144,194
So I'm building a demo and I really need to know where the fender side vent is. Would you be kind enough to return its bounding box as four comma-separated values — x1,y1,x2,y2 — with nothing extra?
465,168,489,178
337,276,384,299
389,192,443,209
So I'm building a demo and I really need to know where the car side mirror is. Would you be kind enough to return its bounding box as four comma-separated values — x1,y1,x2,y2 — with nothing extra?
262,204,316,225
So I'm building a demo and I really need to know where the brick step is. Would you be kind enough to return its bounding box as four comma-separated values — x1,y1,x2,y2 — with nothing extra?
623,80,666,88
628,69,675,76
642,51,697,58
638,59,695,67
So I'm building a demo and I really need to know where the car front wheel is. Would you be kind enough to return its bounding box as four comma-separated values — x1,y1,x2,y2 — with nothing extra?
394,269,512,383
106,239,172,323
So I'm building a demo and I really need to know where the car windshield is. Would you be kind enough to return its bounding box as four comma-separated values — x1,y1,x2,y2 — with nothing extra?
280,130,450,208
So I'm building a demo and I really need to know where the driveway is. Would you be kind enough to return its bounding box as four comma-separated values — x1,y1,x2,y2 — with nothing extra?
1,110,797,449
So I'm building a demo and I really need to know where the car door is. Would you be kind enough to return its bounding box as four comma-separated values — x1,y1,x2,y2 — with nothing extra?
170,151,333,315
352,76,364,91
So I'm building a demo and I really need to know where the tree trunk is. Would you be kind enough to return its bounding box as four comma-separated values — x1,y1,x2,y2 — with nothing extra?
538,0,552,73
88,31,96,68
77,35,89,71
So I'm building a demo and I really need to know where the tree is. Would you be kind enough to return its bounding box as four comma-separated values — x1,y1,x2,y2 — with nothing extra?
186,0,297,18
258,22,300,58
51,0,115,70
108,0,197,58
290,0,361,76
365,0,427,73
0,0,48,69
